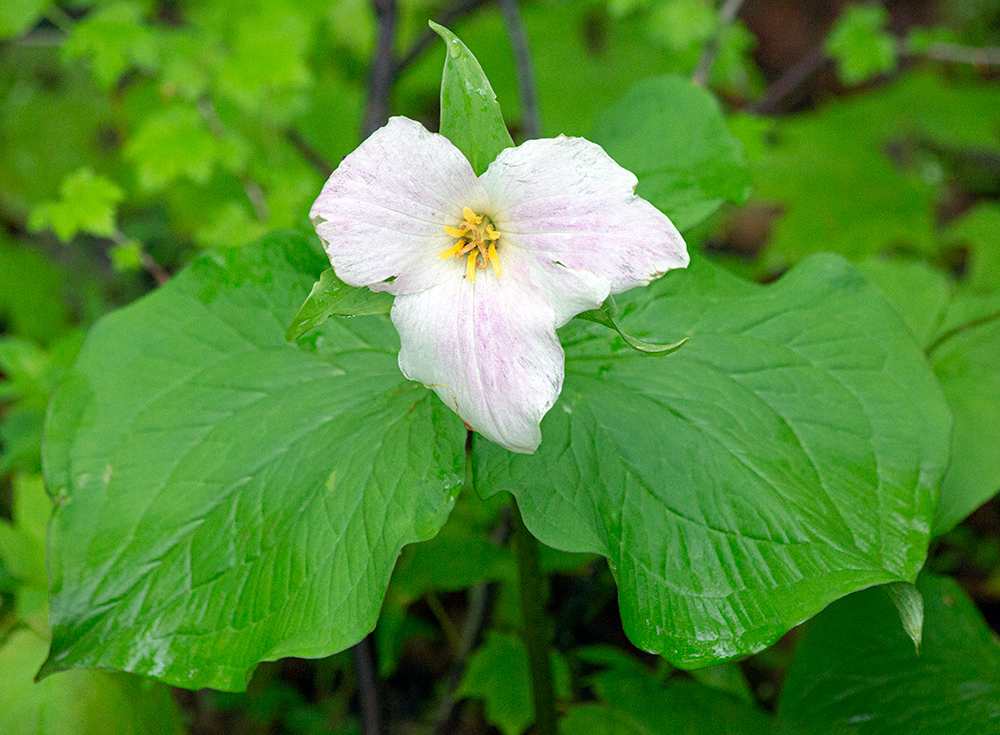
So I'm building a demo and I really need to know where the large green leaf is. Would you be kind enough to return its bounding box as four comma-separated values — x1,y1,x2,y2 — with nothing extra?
477,254,950,667
0,629,184,735
430,22,513,176
778,574,1000,734
592,75,751,232
858,259,1000,534
41,231,466,690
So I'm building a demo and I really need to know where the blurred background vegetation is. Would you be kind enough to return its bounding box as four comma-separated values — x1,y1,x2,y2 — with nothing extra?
1,0,999,733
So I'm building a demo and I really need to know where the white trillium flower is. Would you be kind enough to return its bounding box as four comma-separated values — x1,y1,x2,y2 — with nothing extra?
310,117,688,454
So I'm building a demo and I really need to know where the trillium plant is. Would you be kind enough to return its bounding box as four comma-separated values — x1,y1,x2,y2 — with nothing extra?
309,116,688,452
29,20,981,735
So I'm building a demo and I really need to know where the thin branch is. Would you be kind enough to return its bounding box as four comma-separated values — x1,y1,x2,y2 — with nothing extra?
393,0,491,76
354,635,382,735
197,97,270,222
284,128,334,178
362,0,399,139
904,41,1000,67
496,0,540,140
692,0,747,87
751,45,827,115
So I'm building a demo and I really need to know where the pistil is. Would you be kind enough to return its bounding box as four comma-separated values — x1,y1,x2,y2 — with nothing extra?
438,208,502,281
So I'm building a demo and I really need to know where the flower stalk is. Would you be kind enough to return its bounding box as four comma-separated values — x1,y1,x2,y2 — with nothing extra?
512,498,559,735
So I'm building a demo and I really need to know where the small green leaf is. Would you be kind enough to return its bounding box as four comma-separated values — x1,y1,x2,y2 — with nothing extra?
28,168,123,242
430,22,514,176
563,660,774,735
592,75,751,232
576,296,687,355
825,4,897,85
457,631,570,735
0,0,47,39
286,267,394,341
61,2,160,90
109,240,145,272
778,574,1000,734
0,629,184,735
883,582,923,652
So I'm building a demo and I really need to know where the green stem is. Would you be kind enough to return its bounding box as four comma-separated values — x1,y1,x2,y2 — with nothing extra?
511,498,558,735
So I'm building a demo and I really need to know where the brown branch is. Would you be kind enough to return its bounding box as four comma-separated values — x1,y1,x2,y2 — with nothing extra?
497,0,540,140
354,635,382,735
692,0,747,87
751,45,827,115
362,0,399,139
284,128,334,178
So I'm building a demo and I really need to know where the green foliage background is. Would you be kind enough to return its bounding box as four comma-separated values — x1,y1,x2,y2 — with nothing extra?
2,0,1000,733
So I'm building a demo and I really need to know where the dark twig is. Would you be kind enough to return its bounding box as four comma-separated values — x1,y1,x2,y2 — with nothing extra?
284,128,334,178
393,0,491,76
497,0,540,140
362,0,399,139
902,40,1000,67
751,45,827,115
354,635,382,735
692,0,747,87
926,309,1000,357
430,434,510,734
512,499,558,735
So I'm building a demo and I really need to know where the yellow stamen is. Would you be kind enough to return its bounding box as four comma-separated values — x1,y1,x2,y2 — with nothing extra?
443,225,469,238
466,251,478,282
488,243,502,277
485,225,500,240
437,241,465,259
462,207,482,225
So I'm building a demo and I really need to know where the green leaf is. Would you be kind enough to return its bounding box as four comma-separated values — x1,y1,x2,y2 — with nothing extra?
41,231,466,690
563,661,774,734
592,75,751,232
858,260,1000,533
778,574,1000,734
944,203,1000,292
883,581,923,652
61,2,161,90
825,4,897,85
476,254,950,667
430,22,514,176
0,0,47,39
928,291,1000,533
286,267,394,341
0,235,70,344
28,168,124,242
457,630,570,735
576,296,688,355
0,628,184,735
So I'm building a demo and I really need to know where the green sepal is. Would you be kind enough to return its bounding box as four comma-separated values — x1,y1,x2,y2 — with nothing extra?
285,267,393,341
430,21,514,176
576,295,688,356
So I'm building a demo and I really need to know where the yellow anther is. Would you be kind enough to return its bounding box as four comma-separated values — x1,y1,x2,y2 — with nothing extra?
462,207,482,225
485,225,500,240
488,243,502,277
438,241,465,259
443,225,469,238
466,251,478,282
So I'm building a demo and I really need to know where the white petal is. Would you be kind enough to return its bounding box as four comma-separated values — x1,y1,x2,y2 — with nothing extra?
481,136,688,293
391,253,563,454
309,117,489,295
518,253,610,327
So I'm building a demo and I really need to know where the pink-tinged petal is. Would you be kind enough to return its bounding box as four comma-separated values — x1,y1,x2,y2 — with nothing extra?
392,253,562,454
517,252,610,327
480,136,688,293
309,116,489,295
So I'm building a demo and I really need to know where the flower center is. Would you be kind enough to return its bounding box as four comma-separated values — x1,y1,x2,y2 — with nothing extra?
438,207,502,282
